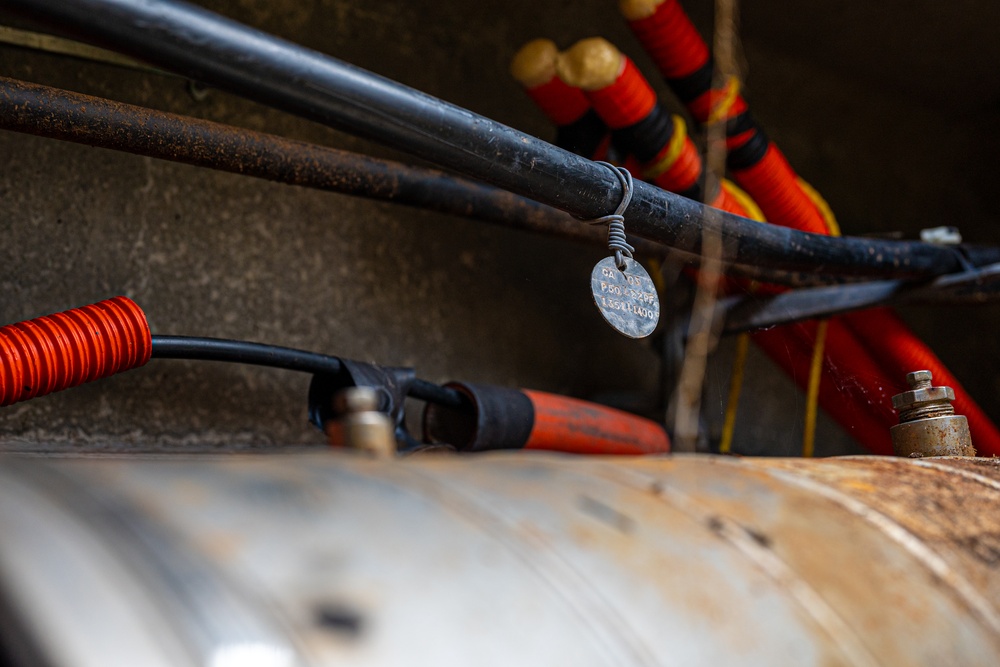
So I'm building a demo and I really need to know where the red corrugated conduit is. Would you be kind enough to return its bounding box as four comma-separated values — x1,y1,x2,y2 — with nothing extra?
0,296,151,406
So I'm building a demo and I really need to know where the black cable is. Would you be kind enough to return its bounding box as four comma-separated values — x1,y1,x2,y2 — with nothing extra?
152,335,343,375
151,335,467,408
11,0,1000,281
409,379,467,409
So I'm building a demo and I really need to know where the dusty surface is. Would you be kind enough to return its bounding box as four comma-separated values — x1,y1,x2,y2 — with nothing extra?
0,0,997,454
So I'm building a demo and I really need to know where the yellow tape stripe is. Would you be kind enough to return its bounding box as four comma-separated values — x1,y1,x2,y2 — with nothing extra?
642,115,688,179
707,75,741,125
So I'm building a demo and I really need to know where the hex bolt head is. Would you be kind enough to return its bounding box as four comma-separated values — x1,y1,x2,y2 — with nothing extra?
892,371,955,413
906,370,933,390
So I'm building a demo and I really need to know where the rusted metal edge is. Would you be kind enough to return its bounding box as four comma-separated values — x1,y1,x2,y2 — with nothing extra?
752,458,1000,639
908,458,1000,493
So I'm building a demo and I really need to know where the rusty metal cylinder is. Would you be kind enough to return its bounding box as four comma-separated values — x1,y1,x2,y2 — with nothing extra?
1,452,1000,666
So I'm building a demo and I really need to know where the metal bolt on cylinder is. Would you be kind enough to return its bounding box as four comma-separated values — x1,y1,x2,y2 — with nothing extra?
326,386,396,458
890,370,975,457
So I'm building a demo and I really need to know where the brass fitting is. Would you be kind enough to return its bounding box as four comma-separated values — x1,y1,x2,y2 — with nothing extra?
556,37,624,91
890,370,975,457
326,386,396,458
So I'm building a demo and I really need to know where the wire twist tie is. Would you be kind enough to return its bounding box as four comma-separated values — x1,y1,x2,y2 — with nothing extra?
587,161,635,270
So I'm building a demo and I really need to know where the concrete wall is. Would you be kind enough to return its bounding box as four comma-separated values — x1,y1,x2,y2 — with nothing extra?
0,0,996,456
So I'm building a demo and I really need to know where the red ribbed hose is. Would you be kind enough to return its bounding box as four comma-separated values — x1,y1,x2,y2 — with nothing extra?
753,321,894,455
730,145,828,234
0,296,151,406
648,136,701,192
525,76,592,127
626,0,709,78
585,58,657,129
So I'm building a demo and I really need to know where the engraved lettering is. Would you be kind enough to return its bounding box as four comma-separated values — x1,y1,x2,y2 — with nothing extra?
591,257,660,337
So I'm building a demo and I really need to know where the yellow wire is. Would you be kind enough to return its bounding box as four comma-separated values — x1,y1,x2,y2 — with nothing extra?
707,76,741,125
721,179,765,222
719,331,749,453
798,177,839,457
643,116,688,179
798,178,841,235
801,319,828,458
718,180,765,454
645,257,666,295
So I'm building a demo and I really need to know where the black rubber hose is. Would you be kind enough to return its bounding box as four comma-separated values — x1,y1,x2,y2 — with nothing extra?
150,335,465,407
8,0,997,279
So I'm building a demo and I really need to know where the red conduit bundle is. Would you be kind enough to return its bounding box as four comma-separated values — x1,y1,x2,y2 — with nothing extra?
511,38,610,160
624,0,709,79
728,144,829,235
557,37,742,212
752,322,894,455
511,40,593,127
622,0,1000,454
550,36,896,451
0,296,151,406
616,6,895,452
621,0,829,233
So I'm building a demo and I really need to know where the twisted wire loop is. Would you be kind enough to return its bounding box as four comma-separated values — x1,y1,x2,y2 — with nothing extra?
588,161,635,270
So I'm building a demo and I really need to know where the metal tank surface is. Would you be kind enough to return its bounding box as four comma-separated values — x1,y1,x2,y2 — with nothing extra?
1,452,1000,666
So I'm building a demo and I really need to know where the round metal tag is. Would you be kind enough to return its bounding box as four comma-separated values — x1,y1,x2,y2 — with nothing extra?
590,256,660,338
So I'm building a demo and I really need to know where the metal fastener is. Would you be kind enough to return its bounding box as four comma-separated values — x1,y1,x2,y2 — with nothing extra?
890,370,975,457
326,386,396,458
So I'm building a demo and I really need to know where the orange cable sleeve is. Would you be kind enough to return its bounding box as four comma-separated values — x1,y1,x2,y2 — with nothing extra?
523,389,671,455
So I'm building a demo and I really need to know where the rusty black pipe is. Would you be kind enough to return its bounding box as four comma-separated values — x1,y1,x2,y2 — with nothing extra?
0,76,853,288
0,76,596,245
7,0,999,280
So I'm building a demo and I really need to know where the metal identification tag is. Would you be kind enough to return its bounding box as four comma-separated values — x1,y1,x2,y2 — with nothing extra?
591,256,660,339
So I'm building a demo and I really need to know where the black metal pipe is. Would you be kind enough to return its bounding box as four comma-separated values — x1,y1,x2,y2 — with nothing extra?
0,76,862,288
720,263,1000,334
7,0,995,280
0,76,598,246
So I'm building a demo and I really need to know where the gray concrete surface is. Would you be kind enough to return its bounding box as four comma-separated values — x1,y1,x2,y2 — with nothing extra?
0,0,996,456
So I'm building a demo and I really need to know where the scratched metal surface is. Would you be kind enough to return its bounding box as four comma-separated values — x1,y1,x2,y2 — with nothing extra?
1,451,999,665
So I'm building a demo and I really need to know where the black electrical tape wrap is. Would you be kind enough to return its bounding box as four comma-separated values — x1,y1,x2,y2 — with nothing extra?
611,104,675,164
423,382,534,452
667,61,714,104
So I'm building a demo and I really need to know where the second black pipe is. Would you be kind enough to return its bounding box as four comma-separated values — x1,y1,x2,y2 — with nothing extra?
6,0,989,280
